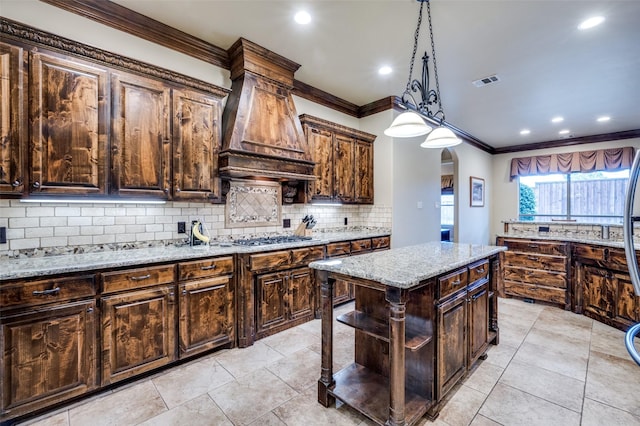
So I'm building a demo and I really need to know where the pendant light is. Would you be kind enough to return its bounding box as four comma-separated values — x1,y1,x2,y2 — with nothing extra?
385,0,461,149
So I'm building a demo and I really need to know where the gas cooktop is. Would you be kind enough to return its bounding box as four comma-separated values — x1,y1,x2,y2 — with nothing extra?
233,235,314,246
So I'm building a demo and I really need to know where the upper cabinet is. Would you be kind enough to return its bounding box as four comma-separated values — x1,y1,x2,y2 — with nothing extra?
111,72,171,199
0,42,27,195
300,114,376,204
1,21,229,202
172,88,223,201
29,50,109,195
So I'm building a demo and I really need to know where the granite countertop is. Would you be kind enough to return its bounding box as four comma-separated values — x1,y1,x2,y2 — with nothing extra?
0,229,391,281
309,241,506,289
495,233,630,249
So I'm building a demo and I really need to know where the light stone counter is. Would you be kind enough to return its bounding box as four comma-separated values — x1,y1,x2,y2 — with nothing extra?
0,230,391,281
309,241,506,288
495,232,630,249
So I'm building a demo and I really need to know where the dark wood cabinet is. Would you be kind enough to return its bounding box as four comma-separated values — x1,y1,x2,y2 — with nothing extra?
496,237,569,309
300,114,375,204
468,281,489,366
100,264,176,385
111,72,171,198
178,256,235,358
288,267,315,319
0,274,98,421
436,289,467,400
172,88,223,201
29,50,109,195
0,42,27,196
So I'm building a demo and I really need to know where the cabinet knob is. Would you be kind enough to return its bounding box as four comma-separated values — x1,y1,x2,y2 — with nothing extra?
176,187,181,192
11,178,23,188
87,307,94,313
164,188,169,194
182,289,187,295
32,181,40,189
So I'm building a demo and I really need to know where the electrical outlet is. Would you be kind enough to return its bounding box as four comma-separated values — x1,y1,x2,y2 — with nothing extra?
283,218,291,228
177,221,186,234
344,217,348,226
0,227,6,244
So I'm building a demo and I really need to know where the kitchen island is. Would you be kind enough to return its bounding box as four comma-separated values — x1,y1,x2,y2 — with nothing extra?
310,241,506,426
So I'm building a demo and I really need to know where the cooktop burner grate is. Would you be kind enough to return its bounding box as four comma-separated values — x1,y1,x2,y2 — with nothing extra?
234,235,314,246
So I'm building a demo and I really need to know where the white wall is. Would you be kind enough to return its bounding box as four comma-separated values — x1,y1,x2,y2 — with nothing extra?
490,137,640,241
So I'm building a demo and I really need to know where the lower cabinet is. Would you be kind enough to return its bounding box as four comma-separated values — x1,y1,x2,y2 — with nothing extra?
256,266,315,335
1,300,98,420
436,289,468,399
468,281,489,366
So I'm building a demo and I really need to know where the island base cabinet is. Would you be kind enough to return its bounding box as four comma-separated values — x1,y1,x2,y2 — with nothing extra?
100,285,177,385
436,290,468,400
1,300,98,421
468,281,489,366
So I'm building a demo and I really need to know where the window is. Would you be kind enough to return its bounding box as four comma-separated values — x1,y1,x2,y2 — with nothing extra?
519,169,629,223
441,193,454,225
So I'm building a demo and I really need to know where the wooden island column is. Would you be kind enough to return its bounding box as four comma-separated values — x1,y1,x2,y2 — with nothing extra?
311,242,505,426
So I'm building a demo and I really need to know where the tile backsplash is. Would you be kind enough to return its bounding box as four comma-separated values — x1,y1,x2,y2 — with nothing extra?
0,199,392,258
503,221,639,243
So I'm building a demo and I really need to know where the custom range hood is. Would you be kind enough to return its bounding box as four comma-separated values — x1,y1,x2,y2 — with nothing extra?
220,38,315,181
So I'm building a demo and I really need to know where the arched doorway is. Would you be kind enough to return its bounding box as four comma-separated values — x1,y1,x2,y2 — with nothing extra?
440,148,457,242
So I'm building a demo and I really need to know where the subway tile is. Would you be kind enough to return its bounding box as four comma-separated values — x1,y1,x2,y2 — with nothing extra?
0,207,26,218
9,217,39,228
41,216,67,227
81,207,105,217
68,217,92,226
93,216,115,226
114,216,136,225
55,207,81,216
26,206,55,217
80,226,104,236
55,226,81,237
40,237,68,248
25,227,53,238
10,238,40,250
68,236,93,246
93,234,115,245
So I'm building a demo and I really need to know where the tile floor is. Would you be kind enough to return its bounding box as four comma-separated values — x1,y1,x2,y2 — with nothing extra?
19,298,640,426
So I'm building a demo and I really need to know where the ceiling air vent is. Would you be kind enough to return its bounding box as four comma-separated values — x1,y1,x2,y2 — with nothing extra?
472,74,500,87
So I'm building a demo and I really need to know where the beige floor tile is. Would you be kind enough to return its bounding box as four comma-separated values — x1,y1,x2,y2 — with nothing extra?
532,308,593,341
68,380,166,426
209,368,298,425
463,360,504,395
581,397,640,426
266,347,322,392
586,350,640,415
137,394,232,426
523,326,590,358
436,384,487,426
20,410,69,426
215,340,284,379
469,414,501,426
262,326,321,356
479,383,580,426
296,318,322,336
499,359,584,412
497,323,531,348
590,321,640,360
248,411,287,425
499,298,546,317
152,357,235,408
484,342,518,369
512,340,588,381
271,383,365,426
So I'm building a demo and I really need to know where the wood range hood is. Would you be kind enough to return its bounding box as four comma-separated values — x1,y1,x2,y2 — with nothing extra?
220,38,315,182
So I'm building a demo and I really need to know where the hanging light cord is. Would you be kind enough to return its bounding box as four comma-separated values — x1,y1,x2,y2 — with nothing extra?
427,0,445,123
405,0,424,93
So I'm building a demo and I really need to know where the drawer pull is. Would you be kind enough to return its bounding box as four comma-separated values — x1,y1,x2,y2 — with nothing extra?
200,265,217,270
528,244,539,248
87,307,94,313
452,279,463,286
130,274,151,281
527,256,539,261
475,267,485,274
32,287,60,296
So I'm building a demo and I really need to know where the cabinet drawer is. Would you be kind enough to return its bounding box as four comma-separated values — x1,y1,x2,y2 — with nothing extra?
1,275,95,310
327,242,351,257
574,244,629,271
372,236,390,250
504,281,566,305
178,256,234,281
102,264,175,294
438,267,468,300
503,266,567,289
351,238,372,253
501,239,567,256
468,260,489,283
249,250,291,272
502,251,567,272
291,246,325,266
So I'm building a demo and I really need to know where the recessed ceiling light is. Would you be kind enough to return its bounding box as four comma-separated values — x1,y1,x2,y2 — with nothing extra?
520,129,530,135
597,116,611,122
294,11,311,25
378,66,392,75
559,129,570,135
551,116,564,123
578,16,605,30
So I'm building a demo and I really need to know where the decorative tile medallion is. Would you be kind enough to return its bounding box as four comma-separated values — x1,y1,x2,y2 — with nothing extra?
226,180,282,228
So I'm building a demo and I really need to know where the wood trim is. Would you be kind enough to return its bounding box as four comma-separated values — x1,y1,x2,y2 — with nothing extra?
493,129,640,154
358,97,397,118
293,80,360,117
299,114,376,142
0,17,230,96
39,0,229,69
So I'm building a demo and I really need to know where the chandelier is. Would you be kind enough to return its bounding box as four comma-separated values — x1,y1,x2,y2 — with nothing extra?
384,0,461,149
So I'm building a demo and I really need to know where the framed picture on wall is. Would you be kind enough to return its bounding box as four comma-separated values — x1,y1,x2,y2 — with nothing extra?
470,176,485,207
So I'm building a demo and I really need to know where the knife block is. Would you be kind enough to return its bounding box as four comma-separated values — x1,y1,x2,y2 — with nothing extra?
293,222,307,236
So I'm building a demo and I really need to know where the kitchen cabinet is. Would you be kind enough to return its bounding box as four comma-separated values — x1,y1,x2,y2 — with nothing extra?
573,244,640,330
496,237,570,309
0,42,27,196
100,264,176,385
300,114,376,204
0,274,97,421
238,245,325,347
29,49,109,195
177,256,235,358
172,88,224,202
111,72,171,199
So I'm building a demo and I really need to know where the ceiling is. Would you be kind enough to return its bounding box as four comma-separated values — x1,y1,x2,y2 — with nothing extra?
108,0,640,150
